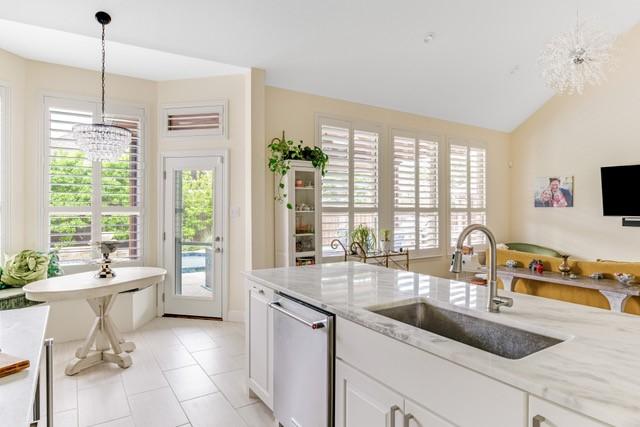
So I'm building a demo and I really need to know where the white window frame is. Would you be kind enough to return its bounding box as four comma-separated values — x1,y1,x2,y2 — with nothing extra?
446,138,488,252
42,95,146,272
0,85,10,262
317,115,383,261
390,129,445,258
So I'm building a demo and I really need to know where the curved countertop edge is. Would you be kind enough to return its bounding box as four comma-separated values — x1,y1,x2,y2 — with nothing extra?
243,263,640,427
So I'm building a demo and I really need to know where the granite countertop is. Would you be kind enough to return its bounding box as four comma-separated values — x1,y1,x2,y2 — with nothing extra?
244,262,640,427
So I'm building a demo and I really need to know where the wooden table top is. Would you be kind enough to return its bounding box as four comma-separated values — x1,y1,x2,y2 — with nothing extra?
24,267,166,302
498,266,640,296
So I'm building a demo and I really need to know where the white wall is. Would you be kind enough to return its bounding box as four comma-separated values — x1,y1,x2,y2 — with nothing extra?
509,24,640,261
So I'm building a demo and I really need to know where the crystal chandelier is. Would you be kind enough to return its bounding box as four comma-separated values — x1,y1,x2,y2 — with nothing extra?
73,11,131,161
539,12,616,95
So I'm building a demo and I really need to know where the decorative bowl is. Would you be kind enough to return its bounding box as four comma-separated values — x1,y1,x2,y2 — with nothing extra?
614,273,637,286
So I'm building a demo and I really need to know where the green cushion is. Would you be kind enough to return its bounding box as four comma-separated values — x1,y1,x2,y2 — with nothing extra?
0,288,42,310
505,242,562,258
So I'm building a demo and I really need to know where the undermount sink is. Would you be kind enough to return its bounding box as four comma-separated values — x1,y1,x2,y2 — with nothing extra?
371,301,563,359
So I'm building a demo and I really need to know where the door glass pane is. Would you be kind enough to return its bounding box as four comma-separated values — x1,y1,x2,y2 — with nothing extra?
174,169,214,298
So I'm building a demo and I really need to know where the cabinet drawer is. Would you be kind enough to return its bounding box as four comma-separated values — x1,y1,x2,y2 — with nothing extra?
529,396,608,427
337,318,526,427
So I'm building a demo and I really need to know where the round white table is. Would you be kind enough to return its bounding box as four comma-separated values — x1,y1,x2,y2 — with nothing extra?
24,267,166,375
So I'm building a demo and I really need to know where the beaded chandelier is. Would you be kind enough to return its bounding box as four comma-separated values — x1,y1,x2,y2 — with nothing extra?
73,11,131,161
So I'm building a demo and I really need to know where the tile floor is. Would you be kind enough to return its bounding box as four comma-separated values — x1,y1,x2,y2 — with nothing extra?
49,317,275,427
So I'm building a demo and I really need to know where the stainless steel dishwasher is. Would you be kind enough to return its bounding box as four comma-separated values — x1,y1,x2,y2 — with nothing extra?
269,293,334,427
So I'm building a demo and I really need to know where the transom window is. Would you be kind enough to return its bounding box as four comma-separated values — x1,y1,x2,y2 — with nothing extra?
45,97,144,265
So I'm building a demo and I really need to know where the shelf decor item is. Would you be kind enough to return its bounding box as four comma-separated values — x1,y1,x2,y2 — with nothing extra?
350,225,377,254
614,273,637,286
558,255,572,276
72,11,132,161
380,229,392,253
268,131,328,209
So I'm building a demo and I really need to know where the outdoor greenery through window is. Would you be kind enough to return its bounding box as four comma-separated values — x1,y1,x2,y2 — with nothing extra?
46,98,144,265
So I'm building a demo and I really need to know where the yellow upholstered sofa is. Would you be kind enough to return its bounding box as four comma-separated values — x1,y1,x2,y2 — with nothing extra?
496,248,640,315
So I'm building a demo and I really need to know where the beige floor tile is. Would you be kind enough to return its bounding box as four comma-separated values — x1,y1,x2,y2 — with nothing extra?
214,333,245,356
203,322,242,339
141,328,182,349
211,369,256,408
77,381,130,427
164,365,218,401
237,401,276,427
93,416,135,426
53,373,78,413
128,387,188,427
178,331,218,353
121,357,168,396
181,393,246,427
154,344,197,371
76,363,123,390
192,347,244,376
53,409,78,427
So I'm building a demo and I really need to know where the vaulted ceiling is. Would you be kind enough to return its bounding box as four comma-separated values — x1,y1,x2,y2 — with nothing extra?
0,0,638,131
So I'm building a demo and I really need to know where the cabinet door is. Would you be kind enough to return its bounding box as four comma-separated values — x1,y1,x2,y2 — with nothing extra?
529,396,607,427
247,282,274,408
404,399,454,427
336,360,404,427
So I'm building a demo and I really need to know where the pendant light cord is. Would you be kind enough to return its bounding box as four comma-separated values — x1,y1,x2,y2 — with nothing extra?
101,22,106,122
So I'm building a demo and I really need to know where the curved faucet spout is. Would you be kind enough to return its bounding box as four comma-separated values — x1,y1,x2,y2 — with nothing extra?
449,224,513,313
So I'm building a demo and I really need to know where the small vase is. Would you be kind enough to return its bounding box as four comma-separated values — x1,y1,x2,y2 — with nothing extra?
559,255,571,276
381,241,392,254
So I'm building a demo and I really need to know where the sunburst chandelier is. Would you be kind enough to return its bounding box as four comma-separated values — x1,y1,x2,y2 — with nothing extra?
539,12,616,95
73,11,131,161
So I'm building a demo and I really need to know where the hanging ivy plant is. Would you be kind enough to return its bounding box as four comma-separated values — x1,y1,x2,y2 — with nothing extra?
268,131,329,209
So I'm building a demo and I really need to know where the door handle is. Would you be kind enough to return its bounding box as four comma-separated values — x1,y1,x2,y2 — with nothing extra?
403,413,415,427
532,415,546,427
214,247,222,253
389,405,402,427
268,301,327,330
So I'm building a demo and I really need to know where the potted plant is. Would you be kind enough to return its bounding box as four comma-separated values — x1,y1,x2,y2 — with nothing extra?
350,224,377,254
380,229,392,253
268,131,329,209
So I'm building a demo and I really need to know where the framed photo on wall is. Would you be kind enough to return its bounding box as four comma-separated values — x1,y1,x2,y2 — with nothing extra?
534,176,574,208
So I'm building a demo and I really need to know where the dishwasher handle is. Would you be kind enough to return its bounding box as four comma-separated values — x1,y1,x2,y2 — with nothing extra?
269,301,327,330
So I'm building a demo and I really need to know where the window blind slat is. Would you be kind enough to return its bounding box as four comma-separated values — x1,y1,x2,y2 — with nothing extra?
321,125,350,209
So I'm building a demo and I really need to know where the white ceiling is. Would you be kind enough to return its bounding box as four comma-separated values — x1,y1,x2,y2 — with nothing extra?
0,0,638,131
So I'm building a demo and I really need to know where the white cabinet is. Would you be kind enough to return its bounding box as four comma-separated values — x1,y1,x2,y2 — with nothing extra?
336,360,403,427
528,396,608,427
246,280,274,409
336,360,454,427
274,160,321,267
404,399,454,427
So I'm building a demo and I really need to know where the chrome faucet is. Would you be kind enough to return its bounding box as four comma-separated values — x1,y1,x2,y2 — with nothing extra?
450,224,513,313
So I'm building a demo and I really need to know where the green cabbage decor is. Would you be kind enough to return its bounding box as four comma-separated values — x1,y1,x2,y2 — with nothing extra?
1,250,50,287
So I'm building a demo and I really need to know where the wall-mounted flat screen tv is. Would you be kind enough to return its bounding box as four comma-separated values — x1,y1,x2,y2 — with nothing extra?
601,164,640,216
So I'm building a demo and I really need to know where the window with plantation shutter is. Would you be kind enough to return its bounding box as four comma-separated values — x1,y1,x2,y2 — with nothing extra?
449,142,487,248
45,97,144,266
319,118,379,257
392,132,440,256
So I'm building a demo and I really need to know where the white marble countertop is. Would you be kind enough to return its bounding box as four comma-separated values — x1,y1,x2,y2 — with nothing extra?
244,262,640,427
0,305,49,427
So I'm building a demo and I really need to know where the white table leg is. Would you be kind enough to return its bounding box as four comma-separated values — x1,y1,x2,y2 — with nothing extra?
599,290,630,313
65,293,133,376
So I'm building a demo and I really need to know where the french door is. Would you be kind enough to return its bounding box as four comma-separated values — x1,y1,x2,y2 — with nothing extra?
163,155,225,317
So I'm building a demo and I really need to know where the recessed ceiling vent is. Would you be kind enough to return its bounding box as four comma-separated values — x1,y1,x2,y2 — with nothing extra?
162,101,227,138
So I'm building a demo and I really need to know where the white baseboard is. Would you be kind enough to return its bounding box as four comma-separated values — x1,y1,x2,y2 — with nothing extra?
226,310,244,322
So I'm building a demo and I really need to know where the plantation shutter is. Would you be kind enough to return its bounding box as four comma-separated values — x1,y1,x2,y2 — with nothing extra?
46,98,144,265
321,123,350,256
392,133,440,255
449,142,487,248
320,120,380,257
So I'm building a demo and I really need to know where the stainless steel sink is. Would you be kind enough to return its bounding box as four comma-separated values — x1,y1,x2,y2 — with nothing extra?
371,301,562,359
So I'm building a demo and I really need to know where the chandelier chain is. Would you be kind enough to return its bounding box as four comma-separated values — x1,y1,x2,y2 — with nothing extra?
101,22,106,122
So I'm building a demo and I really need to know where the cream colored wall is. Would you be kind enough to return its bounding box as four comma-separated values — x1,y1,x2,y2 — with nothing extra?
264,86,512,276
509,24,640,261
157,75,247,317
0,49,27,255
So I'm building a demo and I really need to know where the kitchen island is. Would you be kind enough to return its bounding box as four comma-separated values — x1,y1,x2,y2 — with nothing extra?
244,262,640,427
